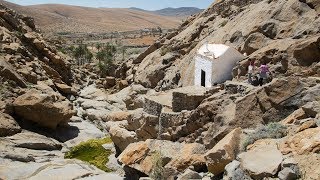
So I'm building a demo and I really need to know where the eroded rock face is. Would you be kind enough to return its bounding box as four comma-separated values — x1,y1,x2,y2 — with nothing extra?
0,112,21,137
13,89,75,129
118,139,207,178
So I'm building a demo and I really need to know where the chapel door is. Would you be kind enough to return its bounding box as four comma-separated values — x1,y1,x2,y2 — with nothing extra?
201,70,206,87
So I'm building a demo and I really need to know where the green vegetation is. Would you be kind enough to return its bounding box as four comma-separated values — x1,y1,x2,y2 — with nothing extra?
160,47,172,56
242,122,287,150
220,20,228,27
150,151,165,180
64,137,113,172
73,44,93,65
96,43,117,77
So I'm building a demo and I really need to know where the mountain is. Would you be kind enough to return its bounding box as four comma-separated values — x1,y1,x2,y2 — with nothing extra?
129,7,204,18
153,7,204,17
0,1,181,34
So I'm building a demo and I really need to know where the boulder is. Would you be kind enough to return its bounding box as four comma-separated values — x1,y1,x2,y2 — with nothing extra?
239,139,283,179
296,119,316,132
54,82,77,95
281,108,307,125
293,36,320,66
205,128,242,175
135,113,159,140
280,127,320,155
177,169,202,180
13,89,75,129
0,60,27,88
104,111,132,122
0,112,21,137
118,139,206,177
117,80,129,90
278,167,298,180
107,121,138,152
241,32,267,55
172,86,211,112
105,76,116,88
223,160,251,180
9,131,62,151
143,95,169,116
301,101,320,118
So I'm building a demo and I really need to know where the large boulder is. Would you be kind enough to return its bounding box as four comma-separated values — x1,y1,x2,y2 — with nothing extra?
13,89,75,129
280,127,320,155
0,112,21,137
172,86,212,112
238,139,283,179
118,139,206,178
106,121,138,152
205,128,242,175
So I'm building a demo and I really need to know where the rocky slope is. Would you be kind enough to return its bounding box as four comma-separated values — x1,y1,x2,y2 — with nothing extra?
0,0,319,180
101,0,319,179
127,0,320,90
0,4,124,179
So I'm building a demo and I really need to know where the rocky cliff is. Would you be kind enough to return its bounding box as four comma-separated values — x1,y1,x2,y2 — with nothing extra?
130,0,319,90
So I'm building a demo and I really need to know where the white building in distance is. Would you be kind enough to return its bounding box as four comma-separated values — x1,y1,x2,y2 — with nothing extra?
194,43,245,87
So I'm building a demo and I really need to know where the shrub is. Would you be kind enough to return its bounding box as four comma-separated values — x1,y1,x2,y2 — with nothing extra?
64,137,113,172
242,122,287,150
220,20,228,27
150,151,165,180
160,47,171,56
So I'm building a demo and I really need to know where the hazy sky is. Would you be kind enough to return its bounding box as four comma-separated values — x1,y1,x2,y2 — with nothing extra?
6,0,214,10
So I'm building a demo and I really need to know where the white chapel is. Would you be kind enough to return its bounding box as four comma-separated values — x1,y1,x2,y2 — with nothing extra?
194,43,245,87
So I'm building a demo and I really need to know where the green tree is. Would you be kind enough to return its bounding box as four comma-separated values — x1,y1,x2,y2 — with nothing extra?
95,43,117,76
73,44,93,65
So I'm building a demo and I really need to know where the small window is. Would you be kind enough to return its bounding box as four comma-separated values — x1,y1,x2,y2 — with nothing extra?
201,70,206,87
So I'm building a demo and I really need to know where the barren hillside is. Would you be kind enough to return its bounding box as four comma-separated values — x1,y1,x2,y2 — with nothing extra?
0,1,181,34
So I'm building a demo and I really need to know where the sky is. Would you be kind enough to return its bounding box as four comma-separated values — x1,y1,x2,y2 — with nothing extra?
6,0,214,10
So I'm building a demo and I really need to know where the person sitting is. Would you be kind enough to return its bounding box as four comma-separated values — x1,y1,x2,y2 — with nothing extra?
259,61,271,86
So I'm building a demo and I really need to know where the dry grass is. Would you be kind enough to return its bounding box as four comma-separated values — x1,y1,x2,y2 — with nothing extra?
1,1,181,34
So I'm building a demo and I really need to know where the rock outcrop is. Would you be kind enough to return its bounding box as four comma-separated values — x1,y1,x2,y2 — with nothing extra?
13,88,75,129
0,4,73,103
